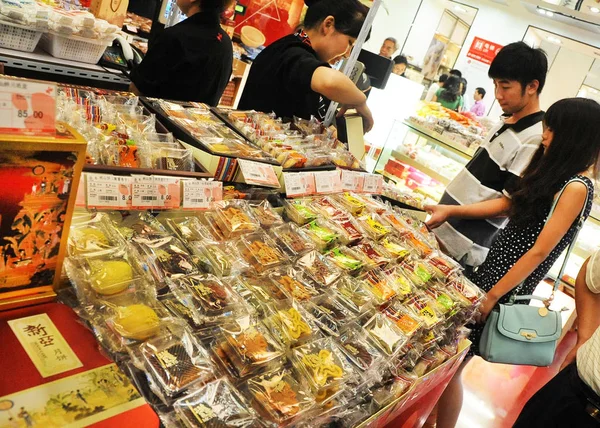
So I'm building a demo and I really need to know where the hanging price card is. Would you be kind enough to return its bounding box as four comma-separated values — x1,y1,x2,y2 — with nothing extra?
314,170,342,194
238,159,280,188
363,173,384,194
0,77,56,135
87,174,132,209
340,169,365,192
284,172,316,198
153,176,181,209
132,176,157,209
182,180,223,210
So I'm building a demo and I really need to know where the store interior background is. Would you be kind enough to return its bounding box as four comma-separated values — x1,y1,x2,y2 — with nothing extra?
360,1,600,427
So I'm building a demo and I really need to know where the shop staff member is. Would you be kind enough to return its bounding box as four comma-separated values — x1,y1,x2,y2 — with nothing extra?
129,0,233,106
379,37,398,59
239,0,374,132
392,55,408,77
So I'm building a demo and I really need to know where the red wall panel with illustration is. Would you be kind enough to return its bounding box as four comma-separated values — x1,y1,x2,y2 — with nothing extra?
233,0,305,46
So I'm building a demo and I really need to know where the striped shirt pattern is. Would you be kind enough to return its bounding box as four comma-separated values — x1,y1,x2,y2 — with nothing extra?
578,249,600,396
434,111,545,267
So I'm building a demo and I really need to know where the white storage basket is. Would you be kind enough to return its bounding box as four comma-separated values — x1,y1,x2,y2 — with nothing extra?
0,19,44,52
39,32,115,64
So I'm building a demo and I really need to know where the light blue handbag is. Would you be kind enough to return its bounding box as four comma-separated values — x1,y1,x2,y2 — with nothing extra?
479,178,589,367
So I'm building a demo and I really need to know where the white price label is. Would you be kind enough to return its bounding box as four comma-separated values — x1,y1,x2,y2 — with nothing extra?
314,170,342,194
363,174,384,194
238,159,280,188
153,176,181,209
132,176,158,208
340,169,364,192
87,174,132,209
0,77,56,135
183,180,223,210
284,172,316,198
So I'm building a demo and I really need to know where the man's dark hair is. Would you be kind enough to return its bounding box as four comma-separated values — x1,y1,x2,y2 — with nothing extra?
449,69,462,78
393,55,408,66
476,87,486,98
439,74,448,84
488,41,548,94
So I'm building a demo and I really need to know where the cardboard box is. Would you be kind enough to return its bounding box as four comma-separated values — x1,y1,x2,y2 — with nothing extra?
90,0,129,27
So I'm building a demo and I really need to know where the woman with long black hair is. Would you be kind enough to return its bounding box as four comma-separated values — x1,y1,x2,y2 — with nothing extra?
238,0,374,132
426,97,600,426
432,75,462,111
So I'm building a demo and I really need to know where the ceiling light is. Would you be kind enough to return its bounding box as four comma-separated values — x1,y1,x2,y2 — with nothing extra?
538,8,546,14
591,7,600,13
546,10,554,17
547,36,562,44
454,5,468,13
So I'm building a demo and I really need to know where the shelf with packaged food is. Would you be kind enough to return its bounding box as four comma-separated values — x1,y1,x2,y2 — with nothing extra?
402,120,477,159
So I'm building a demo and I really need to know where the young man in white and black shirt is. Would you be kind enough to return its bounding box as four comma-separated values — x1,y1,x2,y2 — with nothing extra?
514,249,600,427
426,42,548,274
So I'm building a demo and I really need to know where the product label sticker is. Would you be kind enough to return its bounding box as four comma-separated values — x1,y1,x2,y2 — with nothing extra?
8,313,83,378
131,175,157,209
284,172,316,198
314,170,342,194
182,180,223,210
363,173,383,194
152,176,181,210
340,169,365,192
87,174,132,210
238,159,280,188
0,77,56,136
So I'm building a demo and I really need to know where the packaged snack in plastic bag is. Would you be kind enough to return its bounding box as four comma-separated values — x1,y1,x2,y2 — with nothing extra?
140,329,214,398
353,241,393,269
404,293,443,329
174,378,258,427
363,313,409,357
380,236,413,262
333,193,366,215
427,254,462,281
134,235,199,283
198,212,227,242
291,337,355,403
380,300,424,339
400,259,434,288
305,291,357,337
236,232,286,274
190,241,247,278
115,211,169,241
170,274,243,319
324,247,366,276
237,273,290,305
249,200,283,229
247,368,315,425
264,301,319,348
270,223,315,258
334,276,374,315
214,200,260,238
355,212,392,241
310,196,347,218
159,293,203,329
371,367,417,408
383,266,416,301
446,275,485,307
269,268,321,302
283,199,318,225
334,215,364,246
425,285,457,316
164,216,209,243
296,251,342,288
337,326,385,375
359,268,396,304
301,219,340,252
215,321,286,379
68,214,122,257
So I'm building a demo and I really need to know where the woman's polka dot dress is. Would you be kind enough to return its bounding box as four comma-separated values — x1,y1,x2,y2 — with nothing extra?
466,175,594,356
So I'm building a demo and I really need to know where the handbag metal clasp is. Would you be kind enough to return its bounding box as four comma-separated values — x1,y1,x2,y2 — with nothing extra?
520,331,537,340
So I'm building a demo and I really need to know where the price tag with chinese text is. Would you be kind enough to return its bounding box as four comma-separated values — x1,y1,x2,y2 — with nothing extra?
182,180,223,210
0,77,56,135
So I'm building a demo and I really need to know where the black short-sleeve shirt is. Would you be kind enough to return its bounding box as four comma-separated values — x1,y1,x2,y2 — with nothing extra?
238,31,331,120
130,10,233,106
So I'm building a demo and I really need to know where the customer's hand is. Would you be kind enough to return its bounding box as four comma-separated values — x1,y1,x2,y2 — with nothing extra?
475,292,499,324
338,103,374,134
424,204,453,229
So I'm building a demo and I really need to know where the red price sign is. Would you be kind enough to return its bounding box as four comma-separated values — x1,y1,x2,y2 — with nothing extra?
0,77,56,135
466,37,503,65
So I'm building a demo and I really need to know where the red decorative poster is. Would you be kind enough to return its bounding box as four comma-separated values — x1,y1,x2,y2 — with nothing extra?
234,0,305,46
466,37,503,65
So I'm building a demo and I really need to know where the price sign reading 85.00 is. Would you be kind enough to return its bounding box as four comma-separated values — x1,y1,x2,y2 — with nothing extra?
0,78,56,135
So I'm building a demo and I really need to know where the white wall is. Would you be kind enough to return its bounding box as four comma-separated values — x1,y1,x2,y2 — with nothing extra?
374,0,600,115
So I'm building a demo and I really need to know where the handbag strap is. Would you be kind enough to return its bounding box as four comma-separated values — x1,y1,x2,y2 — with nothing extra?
510,177,590,303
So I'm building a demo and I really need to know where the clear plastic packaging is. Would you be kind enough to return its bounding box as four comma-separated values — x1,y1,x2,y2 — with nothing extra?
353,241,393,269
215,321,285,378
171,274,243,319
214,200,260,238
283,199,318,225
355,212,392,241
305,291,357,337
425,286,457,317
371,367,416,409
333,193,366,215
427,254,462,282
264,301,319,348
381,300,424,340
190,241,247,278
140,329,214,398
237,273,290,305
164,216,209,243
363,313,409,357
446,275,485,307
249,200,283,229
270,223,315,258
269,268,321,302
134,235,199,283
404,293,444,329
334,215,364,246
159,293,203,329
400,259,435,288
174,378,258,427
247,368,315,425
334,276,374,315
291,337,355,403
198,212,227,242
310,196,347,219
324,246,365,276
337,326,384,375
380,236,412,262
68,214,122,257
359,268,397,304
115,211,169,241
236,232,286,274
296,251,342,288
383,266,416,301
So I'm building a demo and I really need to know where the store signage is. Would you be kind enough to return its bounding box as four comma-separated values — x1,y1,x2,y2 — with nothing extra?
0,77,56,135
238,159,280,188
341,170,365,192
182,179,223,210
284,172,316,198
363,173,384,194
466,37,503,65
314,170,343,195
87,173,132,209
132,176,181,210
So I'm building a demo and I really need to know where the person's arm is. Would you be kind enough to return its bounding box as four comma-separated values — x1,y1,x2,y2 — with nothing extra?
477,182,589,321
311,67,374,132
432,94,438,102
425,196,512,229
